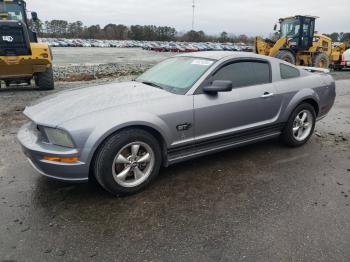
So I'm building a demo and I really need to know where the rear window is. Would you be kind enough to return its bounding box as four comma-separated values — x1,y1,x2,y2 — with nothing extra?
280,63,300,79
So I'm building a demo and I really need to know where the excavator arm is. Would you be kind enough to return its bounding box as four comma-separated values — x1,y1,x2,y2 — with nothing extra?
255,36,288,57
268,36,288,57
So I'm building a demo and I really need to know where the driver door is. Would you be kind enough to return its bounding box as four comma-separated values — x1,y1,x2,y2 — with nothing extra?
193,59,282,147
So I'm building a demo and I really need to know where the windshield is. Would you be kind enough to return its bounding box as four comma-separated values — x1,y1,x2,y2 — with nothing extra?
1,2,25,22
136,57,215,94
281,19,300,38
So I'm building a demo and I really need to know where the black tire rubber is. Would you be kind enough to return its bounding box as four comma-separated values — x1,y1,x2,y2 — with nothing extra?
34,76,39,86
312,53,330,68
36,66,54,90
274,50,296,65
93,129,162,196
333,65,342,71
281,103,316,147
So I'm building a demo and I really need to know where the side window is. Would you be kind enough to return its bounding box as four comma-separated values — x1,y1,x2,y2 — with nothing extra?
280,63,300,79
212,61,271,88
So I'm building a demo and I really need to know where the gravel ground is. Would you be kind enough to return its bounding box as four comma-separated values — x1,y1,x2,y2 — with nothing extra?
51,48,172,81
1,48,350,261
0,69,350,261
48,48,350,82
52,47,172,66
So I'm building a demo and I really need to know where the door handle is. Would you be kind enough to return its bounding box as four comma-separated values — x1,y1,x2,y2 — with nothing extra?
261,92,274,98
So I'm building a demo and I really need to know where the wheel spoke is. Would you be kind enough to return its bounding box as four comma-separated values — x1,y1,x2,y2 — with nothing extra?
297,127,303,138
293,126,300,133
133,167,145,180
137,153,151,163
304,122,311,128
115,154,130,164
301,112,307,122
131,144,140,157
116,167,131,181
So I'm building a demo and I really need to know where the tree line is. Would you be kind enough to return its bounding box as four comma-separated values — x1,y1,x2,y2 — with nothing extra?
30,19,255,43
30,19,350,44
324,32,350,43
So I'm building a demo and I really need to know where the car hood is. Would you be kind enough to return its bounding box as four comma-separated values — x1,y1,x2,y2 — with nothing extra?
24,81,174,127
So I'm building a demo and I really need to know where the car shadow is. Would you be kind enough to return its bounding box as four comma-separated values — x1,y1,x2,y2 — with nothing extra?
26,136,326,229
0,85,39,92
30,138,286,204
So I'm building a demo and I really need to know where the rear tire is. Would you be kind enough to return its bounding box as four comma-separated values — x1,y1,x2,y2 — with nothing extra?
274,50,296,65
333,65,342,71
282,103,316,147
36,66,54,90
93,129,162,196
313,53,330,68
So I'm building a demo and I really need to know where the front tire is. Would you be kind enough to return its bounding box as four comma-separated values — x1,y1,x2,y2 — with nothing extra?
282,103,316,147
274,50,296,65
313,53,330,68
93,129,162,196
36,66,54,90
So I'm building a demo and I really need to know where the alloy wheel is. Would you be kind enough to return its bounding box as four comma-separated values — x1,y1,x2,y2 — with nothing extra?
292,110,314,142
112,142,155,188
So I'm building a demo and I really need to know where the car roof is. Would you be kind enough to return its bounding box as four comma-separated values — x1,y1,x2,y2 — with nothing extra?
176,51,267,61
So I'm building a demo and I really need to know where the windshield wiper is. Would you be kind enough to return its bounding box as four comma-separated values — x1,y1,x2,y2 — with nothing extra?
141,81,164,90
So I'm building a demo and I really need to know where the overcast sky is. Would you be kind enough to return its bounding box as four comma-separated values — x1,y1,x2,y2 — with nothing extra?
27,0,349,36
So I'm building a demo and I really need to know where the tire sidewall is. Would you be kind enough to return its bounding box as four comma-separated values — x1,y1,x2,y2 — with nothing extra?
275,50,296,65
283,103,316,147
313,53,330,68
37,66,54,90
94,129,162,196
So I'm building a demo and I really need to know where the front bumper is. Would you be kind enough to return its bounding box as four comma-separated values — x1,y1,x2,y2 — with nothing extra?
17,122,89,183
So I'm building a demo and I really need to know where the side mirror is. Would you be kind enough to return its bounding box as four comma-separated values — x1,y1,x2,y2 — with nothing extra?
31,12,38,21
203,80,233,94
273,24,277,31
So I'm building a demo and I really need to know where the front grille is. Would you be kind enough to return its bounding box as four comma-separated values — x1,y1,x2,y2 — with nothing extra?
0,23,31,56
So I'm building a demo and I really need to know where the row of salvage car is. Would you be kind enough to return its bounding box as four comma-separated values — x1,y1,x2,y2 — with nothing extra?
39,38,254,52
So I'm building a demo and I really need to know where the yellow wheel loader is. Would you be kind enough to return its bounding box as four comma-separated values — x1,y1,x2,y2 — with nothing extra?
255,15,348,69
0,0,54,90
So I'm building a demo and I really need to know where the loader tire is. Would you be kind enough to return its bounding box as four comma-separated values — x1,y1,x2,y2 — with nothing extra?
36,66,54,90
274,50,296,65
313,53,330,68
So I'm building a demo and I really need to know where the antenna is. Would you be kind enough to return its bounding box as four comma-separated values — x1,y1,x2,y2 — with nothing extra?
192,0,195,31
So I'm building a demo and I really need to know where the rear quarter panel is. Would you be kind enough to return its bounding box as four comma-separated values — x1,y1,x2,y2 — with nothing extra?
275,73,335,123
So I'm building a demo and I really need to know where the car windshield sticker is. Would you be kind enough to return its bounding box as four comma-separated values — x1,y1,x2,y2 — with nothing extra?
191,60,214,66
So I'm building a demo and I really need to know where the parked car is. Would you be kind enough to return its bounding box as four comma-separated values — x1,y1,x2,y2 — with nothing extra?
17,52,336,196
40,38,251,53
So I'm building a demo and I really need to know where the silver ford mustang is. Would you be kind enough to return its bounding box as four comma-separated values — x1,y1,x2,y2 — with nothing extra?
17,52,336,195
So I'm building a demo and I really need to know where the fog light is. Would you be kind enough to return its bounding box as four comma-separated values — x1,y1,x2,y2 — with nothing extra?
43,156,79,163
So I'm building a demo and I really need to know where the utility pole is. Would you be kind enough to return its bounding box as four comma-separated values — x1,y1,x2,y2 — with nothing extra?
192,0,195,31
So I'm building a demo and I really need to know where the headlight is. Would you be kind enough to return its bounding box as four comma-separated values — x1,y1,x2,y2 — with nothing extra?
43,127,74,148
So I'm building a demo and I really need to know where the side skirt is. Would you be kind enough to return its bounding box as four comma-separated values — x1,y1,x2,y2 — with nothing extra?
166,124,284,166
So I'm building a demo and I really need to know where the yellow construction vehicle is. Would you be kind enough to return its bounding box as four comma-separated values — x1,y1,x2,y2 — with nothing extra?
0,0,54,89
255,15,348,69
